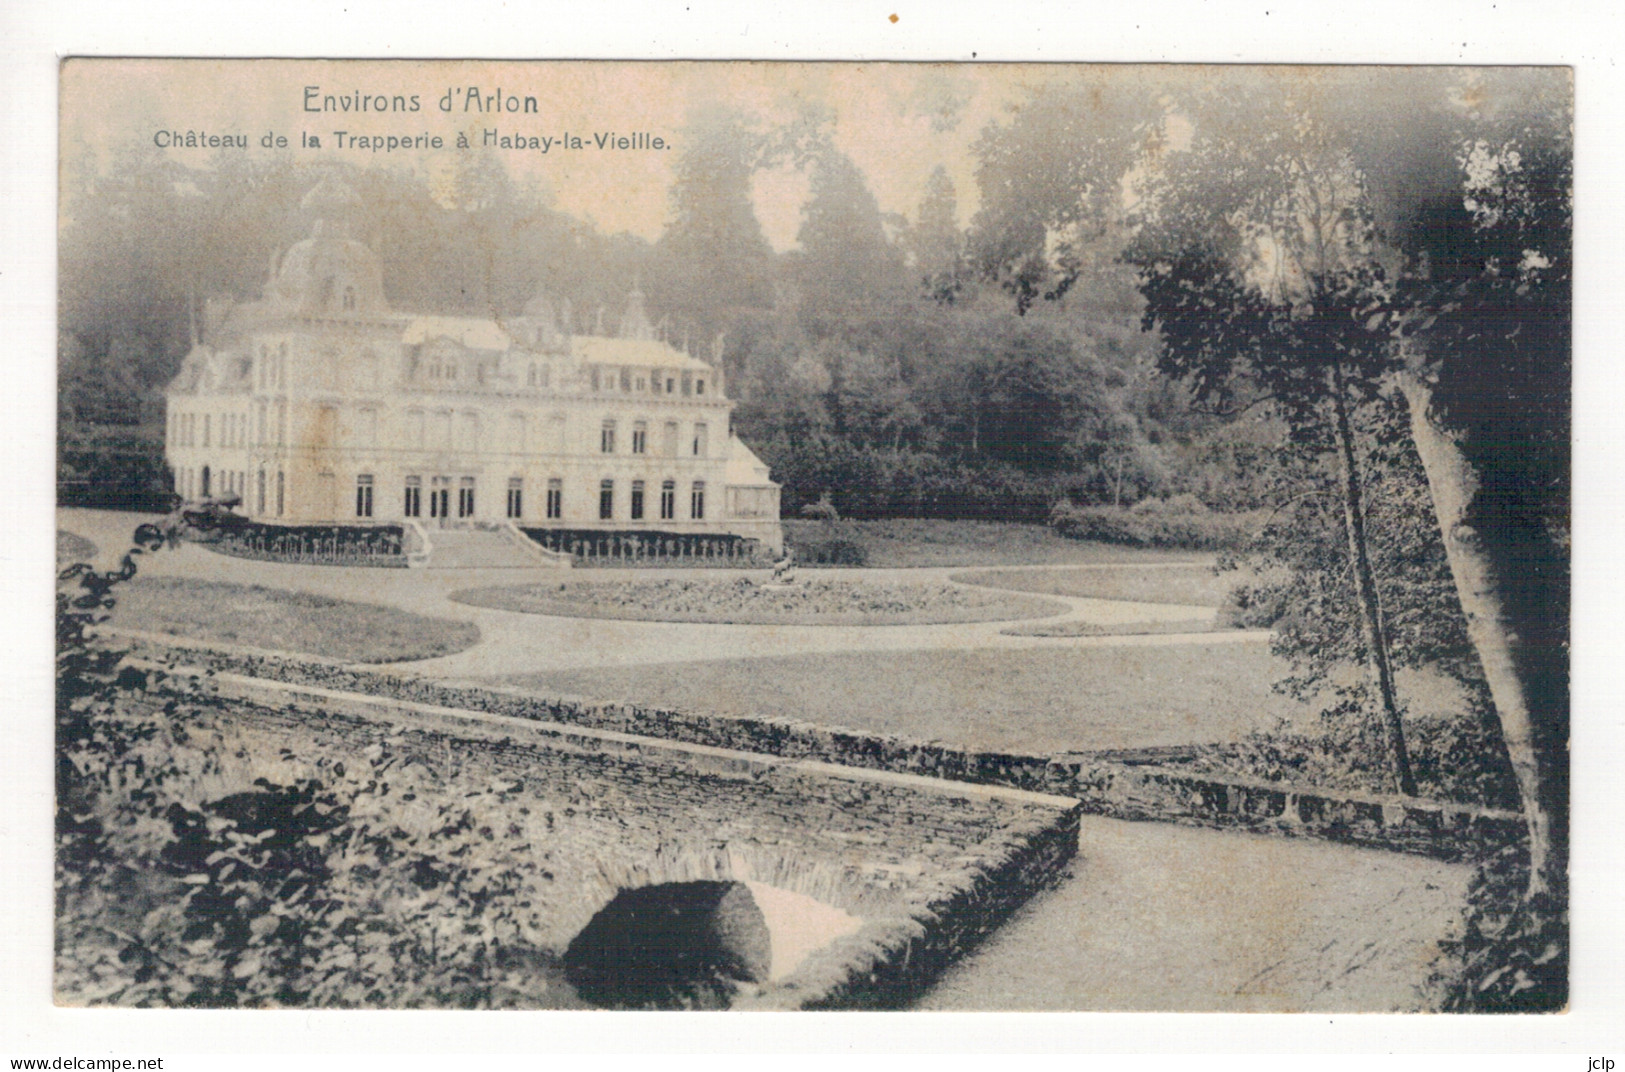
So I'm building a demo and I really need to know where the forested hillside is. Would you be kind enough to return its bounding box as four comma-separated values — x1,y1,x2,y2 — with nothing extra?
57,108,1270,518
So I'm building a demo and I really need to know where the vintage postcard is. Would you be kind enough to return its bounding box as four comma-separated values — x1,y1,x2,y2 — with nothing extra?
53,59,1571,1013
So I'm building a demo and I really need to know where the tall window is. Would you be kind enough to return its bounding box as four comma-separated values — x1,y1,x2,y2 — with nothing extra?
696,378,706,395
256,469,266,515
404,476,422,518
430,477,450,519
599,479,614,520
408,409,426,448
342,286,356,311
630,480,645,521
692,423,708,458
276,471,285,516
662,421,679,457
277,342,287,389
546,478,563,519
660,479,676,521
631,421,647,454
458,477,476,518
690,480,706,520
600,420,616,453
203,414,212,448
356,474,374,518
507,477,524,519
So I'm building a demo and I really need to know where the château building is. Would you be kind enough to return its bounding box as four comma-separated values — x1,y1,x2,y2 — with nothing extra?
163,178,783,554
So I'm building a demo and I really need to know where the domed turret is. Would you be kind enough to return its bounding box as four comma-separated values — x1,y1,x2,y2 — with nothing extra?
267,177,387,317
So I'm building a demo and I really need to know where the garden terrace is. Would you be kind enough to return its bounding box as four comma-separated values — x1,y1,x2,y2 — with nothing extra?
449,577,1067,627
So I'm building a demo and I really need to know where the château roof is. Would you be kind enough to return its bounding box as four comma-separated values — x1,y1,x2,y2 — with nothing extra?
572,334,713,371
401,316,513,352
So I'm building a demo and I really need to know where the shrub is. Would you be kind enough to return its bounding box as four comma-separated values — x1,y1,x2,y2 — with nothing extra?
799,495,840,522
789,530,868,566
1049,500,1261,550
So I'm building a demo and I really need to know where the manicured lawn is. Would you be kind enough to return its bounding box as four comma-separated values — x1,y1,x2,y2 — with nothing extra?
953,565,1239,607
783,518,1212,569
109,577,481,663
502,642,1307,755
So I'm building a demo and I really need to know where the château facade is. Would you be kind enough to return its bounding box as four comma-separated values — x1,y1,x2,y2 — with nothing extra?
163,179,783,552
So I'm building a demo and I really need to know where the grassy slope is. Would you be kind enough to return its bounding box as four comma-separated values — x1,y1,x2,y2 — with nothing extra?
782,518,1209,569
110,577,480,663
952,565,1236,607
503,642,1305,755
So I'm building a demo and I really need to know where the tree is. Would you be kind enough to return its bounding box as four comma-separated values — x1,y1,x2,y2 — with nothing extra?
1387,109,1572,900
792,147,906,328
646,107,777,344
970,68,1571,900
975,78,1423,793
906,165,965,302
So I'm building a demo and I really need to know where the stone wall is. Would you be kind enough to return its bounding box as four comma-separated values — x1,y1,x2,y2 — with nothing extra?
138,660,1080,1009
127,637,1525,863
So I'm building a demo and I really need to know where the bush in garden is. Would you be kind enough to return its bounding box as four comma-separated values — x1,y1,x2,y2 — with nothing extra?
55,521,575,1008
1048,498,1262,550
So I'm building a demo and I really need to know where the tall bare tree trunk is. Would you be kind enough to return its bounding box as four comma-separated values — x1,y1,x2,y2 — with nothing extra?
1329,362,1417,797
1397,371,1558,899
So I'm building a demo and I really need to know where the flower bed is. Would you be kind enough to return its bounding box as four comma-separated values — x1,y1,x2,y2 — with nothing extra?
450,577,1067,626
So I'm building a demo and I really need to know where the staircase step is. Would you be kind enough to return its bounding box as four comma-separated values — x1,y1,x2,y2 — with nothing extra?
421,528,563,569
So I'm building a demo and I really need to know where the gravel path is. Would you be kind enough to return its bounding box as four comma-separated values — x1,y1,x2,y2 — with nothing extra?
920,816,1470,1012
61,508,1253,681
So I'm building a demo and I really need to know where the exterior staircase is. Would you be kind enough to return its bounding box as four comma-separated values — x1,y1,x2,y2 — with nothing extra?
405,521,572,570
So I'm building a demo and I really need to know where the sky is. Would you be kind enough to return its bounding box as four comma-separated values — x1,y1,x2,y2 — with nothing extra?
60,59,1098,250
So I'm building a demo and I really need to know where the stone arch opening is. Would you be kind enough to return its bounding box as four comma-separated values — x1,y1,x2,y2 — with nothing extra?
563,880,770,1010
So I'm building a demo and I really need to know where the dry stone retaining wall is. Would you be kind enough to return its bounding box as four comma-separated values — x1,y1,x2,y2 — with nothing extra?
128,637,1525,863
139,661,1080,1010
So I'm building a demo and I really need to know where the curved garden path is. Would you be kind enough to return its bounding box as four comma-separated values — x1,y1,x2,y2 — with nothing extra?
60,508,1260,680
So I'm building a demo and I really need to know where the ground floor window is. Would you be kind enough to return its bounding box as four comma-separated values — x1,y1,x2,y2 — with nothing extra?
507,477,523,519
690,480,705,520
630,479,645,521
660,479,676,520
356,474,374,518
599,479,614,520
458,477,476,518
404,476,421,518
546,478,563,519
